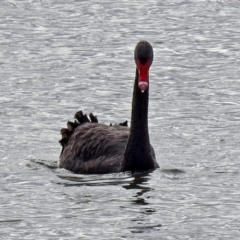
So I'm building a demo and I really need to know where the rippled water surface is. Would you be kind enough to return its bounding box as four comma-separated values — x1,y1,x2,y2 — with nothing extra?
1,0,240,239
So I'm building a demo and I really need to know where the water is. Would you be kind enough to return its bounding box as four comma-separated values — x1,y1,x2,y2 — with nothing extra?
1,0,240,239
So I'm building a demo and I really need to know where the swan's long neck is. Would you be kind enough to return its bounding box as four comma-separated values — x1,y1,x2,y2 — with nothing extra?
122,69,155,172
130,69,149,142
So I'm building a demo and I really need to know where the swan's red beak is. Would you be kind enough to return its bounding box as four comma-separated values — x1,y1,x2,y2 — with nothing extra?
137,60,151,92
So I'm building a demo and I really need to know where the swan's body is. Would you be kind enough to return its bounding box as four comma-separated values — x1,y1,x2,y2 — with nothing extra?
59,41,159,174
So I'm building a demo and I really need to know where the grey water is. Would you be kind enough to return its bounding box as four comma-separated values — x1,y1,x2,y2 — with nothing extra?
1,0,240,239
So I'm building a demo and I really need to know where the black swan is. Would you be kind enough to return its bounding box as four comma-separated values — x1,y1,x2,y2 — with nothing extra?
59,40,159,174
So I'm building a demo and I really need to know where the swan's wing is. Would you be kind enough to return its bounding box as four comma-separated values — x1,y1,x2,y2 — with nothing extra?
59,111,129,174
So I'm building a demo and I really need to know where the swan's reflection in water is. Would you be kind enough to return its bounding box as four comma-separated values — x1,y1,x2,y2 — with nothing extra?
29,159,162,232
123,172,152,206
122,172,162,233
122,169,186,233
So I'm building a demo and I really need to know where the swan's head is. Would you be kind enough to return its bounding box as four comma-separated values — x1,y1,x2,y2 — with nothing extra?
134,41,153,92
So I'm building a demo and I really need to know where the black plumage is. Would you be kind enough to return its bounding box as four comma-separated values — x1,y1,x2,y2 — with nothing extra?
59,40,159,174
